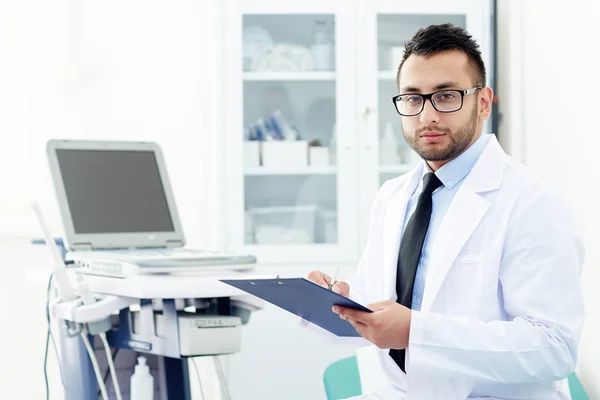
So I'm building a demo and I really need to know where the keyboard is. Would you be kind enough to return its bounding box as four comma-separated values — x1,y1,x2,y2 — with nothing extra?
107,248,231,261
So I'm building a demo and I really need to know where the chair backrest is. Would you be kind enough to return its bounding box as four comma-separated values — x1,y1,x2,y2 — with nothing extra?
568,373,590,400
323,356,362,400
324,356,589,400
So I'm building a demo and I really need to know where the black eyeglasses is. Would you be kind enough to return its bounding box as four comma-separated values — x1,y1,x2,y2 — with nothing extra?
391,87,482,116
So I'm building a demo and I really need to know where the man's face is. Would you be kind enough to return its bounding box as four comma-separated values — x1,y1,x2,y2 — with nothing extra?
398,50,491,163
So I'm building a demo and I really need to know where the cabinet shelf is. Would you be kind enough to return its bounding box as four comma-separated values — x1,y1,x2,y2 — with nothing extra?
243,71,336,81
378,163,416,174
245,166,337,176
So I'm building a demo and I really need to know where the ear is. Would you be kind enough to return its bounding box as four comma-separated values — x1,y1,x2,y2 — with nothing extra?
478,86,493,121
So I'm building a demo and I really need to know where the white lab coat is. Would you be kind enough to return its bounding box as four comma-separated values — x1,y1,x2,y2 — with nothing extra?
346,136,585,400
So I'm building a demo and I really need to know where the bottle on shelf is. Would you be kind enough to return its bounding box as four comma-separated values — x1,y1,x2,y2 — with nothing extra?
311,20,333,71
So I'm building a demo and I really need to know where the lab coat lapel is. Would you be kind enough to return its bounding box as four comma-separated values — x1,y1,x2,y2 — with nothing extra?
420,136,506,312
380,164,424,300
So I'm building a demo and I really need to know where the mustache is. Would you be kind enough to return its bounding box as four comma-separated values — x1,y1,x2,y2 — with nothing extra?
415,126,451,135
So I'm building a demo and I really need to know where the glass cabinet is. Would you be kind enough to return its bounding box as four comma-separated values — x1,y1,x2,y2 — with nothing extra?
222,0,493,263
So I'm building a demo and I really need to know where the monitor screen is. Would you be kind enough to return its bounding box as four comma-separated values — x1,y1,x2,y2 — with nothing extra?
55,149,175,234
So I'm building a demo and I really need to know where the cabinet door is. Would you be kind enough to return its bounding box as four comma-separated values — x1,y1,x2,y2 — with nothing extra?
356,0,493,248
222,0,359,264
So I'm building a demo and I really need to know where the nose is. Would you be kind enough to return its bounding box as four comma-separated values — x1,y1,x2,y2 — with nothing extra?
419,98,440,125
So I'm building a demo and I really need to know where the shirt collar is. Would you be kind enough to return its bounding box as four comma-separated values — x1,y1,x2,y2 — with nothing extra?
420,133,492,191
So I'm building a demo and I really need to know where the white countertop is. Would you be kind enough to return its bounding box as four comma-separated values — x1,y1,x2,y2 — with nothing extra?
85,269,278,299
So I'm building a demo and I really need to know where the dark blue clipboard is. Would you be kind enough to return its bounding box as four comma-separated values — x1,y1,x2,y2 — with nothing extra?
220,277,372,337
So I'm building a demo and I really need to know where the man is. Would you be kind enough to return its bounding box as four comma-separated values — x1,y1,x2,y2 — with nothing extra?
309,24,585,399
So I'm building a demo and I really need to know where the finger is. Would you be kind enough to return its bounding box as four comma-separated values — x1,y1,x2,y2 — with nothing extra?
307,271,331,288
332,281,349,295
368,300,395,311
333,306,372,324
346,317,367,329
345,317,369,337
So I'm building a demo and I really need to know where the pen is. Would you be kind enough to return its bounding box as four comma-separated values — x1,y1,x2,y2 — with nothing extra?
328,265,341,291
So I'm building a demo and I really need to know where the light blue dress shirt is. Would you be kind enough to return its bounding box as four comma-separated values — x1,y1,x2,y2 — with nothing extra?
403,133,493,311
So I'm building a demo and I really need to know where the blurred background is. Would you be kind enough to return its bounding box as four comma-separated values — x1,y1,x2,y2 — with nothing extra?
1,0,599,398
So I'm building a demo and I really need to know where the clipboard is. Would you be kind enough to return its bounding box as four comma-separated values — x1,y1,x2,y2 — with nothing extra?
220,277,372,337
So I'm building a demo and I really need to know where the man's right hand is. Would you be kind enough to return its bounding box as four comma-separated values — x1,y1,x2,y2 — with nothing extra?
307,270,350,297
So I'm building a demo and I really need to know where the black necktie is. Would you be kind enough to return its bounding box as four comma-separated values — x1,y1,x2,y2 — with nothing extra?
389,172,443,373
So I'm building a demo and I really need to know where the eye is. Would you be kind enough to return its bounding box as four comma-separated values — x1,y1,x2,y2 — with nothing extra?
435,91,459,102
438,92,457,100
405,95,422,104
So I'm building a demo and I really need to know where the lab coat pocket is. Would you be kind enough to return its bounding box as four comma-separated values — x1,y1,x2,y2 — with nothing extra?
447,253,486,315
455,253,485,264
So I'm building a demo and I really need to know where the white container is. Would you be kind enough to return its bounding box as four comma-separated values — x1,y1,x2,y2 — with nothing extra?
243,141,261,168
130,356,154,400
387,46,405,71
321,210,337,243
311,44,333,70
250,205,317,244
379,122,401,165
309,146,330,166
262,140,308,168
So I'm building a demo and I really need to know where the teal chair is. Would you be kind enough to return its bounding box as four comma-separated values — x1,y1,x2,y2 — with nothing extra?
323,356,362,400
324,356,589,400
568,372,590,400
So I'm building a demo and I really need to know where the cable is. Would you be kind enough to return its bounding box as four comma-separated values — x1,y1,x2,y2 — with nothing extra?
98,332,123,400
80,326,109,400
44,273,67,400
214,356,232,400
102,348,119,385
97,348,119,398
73,270,120,399
49,331,63,384
44,297,51,398
96,348,121,398
44,274,53,400
190,357,206,400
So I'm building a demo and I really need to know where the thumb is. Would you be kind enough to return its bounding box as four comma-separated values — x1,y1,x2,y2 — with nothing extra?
368,300,396,311
333,281,349,296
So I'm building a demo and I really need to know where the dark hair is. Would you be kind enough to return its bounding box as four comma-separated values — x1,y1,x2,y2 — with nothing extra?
397,24,486,88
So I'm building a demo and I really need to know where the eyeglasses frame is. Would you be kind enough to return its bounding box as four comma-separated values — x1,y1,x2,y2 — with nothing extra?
391,86,482,116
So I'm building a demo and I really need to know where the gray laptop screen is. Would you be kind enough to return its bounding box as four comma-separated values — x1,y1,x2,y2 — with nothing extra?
55,149,175,234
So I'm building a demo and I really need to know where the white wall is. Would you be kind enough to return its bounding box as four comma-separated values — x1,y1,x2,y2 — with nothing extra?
498,0,600,397
0,0,34,234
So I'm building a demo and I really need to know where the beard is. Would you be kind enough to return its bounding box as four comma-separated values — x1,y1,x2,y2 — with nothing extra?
403,105,478,162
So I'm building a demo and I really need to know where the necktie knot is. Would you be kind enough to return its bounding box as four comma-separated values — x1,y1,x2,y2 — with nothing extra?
422,173,443,195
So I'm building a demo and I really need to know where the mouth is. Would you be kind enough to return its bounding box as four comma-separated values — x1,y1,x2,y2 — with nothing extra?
419,131,446,143
420,131,446,137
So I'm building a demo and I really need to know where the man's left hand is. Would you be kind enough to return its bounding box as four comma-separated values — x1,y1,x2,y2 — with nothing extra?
332,300,411,349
